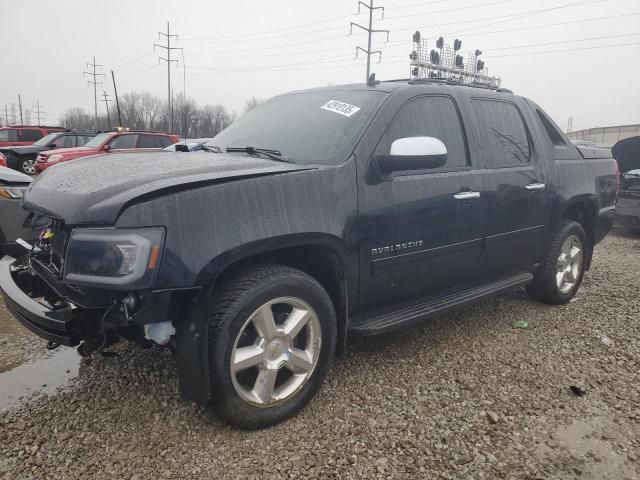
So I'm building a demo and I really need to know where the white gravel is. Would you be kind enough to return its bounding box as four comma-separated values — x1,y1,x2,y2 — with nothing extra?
1,231,639,479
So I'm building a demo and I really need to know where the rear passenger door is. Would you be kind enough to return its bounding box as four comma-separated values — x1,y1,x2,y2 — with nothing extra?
470,97,552,276
357,94,486,311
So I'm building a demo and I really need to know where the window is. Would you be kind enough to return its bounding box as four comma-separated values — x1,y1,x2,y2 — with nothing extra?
471,99,530,167
20,129,43,141
61,136,76,148
156,136,172,148
77,136,94,146
0,130,18,142
537,110,567,147
375,96,469,170
137,134,165,148
109,134,138,149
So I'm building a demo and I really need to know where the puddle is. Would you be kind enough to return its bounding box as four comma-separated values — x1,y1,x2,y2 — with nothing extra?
0,347,80,410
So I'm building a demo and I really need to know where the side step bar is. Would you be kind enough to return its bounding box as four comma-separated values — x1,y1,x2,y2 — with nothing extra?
349,272,533,336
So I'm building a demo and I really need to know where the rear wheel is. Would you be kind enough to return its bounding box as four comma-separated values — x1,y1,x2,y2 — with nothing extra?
208,264,336,429
527,220,588,304
18,157,37,175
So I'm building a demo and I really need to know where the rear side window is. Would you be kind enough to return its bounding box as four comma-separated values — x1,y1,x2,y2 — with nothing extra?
137,134,166,148
537,110,567,147
20,129,43,141
376,95,469,169
109,134,138,149
471,99,530,167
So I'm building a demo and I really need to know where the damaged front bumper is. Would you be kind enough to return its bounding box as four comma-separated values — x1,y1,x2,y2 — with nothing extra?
0,255,201,349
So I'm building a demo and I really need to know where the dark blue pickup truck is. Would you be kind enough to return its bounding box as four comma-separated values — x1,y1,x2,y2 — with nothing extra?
0,79,617,428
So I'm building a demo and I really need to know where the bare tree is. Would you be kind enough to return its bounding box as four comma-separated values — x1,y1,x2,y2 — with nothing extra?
243,97,262,114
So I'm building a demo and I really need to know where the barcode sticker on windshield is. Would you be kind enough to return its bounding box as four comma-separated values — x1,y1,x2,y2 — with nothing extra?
321,100,361,117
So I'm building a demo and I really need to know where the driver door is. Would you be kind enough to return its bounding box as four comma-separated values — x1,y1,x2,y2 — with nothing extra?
357,94,485,312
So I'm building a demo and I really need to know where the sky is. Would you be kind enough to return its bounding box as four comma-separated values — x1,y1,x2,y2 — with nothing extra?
1,0,639,132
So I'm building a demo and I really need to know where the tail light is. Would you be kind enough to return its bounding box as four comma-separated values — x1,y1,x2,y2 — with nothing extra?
614,159,620,205
0,153,6,167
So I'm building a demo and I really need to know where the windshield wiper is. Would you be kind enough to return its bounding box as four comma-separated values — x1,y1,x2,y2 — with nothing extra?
226,146,293,163
201,145,222,153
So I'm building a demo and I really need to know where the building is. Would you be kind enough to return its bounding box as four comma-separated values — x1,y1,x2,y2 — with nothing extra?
567,124,640,147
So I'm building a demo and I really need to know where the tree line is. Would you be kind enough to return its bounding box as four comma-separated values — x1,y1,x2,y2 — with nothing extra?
59,93,261,139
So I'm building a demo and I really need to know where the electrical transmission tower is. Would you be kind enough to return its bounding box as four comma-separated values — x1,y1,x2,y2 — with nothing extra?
102,91,112,130
32,100,45,125
84,56,105,131
350,1,389,83
155,22,182,134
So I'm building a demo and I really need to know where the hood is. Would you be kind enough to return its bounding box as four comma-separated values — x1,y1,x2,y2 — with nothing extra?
0,166,33,184
0,145,44,155
612,136,640,174
24,151,312,225
40,146,92,157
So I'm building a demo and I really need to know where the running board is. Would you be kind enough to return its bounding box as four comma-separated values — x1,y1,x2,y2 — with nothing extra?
349,272,533,336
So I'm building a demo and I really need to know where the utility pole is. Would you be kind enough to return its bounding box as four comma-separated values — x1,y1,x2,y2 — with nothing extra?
154,22,182,133
101,91,112,130
350,1,389,82
111,70,123,128
17,95,24,125
4,105,8,126
181,54,187,140
84,56,105,131
32,100,45,125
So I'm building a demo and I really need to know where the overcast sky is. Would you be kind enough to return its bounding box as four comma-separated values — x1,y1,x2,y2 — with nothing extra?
1,0,638,131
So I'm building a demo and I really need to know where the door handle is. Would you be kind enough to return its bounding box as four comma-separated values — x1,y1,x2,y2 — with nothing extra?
453,191,481,200
526,183,546,191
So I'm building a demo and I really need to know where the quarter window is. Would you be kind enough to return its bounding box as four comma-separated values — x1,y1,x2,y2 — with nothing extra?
471,99,531,167
376,96,469,170
20,129,43,141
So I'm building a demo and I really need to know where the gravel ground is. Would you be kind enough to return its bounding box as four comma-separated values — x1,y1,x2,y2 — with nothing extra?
0,231,639,479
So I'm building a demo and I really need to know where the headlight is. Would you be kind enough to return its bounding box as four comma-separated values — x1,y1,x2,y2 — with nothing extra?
47,154,62,163
0,186,27,199
63,227,165,289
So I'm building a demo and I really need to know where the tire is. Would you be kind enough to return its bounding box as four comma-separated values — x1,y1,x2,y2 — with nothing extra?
18,157,37,175
208,264,336,429
526,220,588,304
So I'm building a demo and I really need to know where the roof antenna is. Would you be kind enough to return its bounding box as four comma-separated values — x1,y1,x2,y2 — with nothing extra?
367,73,380,86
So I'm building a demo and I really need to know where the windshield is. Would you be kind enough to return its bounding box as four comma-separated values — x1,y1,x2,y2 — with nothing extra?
33,133,62,147
84,132,112,148
208,90,387,166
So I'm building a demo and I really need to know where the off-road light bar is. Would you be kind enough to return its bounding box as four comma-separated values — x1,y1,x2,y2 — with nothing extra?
409,32,501,88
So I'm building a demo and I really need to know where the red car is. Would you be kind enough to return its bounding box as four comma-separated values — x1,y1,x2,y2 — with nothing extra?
36,130,180,172
0,126,65,148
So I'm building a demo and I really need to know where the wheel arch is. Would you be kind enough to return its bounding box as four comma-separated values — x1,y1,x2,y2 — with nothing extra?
557,196,598,269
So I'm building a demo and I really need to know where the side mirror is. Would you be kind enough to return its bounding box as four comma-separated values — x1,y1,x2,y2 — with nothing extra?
374,137,447,175
103,144,111,152
50,143,57,149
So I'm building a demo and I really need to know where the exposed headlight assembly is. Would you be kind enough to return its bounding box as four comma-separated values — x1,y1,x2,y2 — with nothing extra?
63,227,164,289
0,187,27,199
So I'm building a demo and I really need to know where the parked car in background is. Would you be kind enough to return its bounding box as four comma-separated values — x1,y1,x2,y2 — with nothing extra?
0,80,617,429
35,130,180,172
613,135,640,231
163,138,213,152
0,126,65,148
0,132,95,174
0,166,33,257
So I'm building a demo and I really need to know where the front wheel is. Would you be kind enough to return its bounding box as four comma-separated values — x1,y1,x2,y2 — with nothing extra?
208,264,336,429
527,220,588,304
18,157,37,175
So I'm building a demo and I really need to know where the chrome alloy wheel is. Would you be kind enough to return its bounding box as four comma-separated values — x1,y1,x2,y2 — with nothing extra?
556,234,583,294
230,297,322,407
22,159,37,175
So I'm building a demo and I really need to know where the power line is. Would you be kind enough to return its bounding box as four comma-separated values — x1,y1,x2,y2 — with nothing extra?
83,56,105,131
351,0,390,82
485,40,640,58
154,22,182,133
